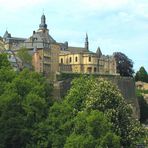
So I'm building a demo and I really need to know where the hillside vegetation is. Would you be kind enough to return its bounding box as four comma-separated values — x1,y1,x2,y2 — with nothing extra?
0,53,147,147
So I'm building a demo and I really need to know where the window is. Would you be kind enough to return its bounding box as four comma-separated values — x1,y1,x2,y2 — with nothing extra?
87,67,92,73
89,56,91,62
61,58,63,64
69,57,72,63
75,56,78,62
94,67,97,72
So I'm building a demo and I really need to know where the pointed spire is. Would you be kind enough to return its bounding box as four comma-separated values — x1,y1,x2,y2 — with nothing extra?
85,33,89,50
3,30,11,39
39,13,47,30
96,46,102,57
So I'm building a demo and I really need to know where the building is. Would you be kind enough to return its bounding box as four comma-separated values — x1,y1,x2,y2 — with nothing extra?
0,37,5,51
1,14,117,79
59,34,116,74
24,14,60,79
7,50,23,71
3,30,26,50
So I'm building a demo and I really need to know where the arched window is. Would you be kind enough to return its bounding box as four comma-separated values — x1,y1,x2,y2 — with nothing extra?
61,58,63,64
69,57,72,63
75,56,78,62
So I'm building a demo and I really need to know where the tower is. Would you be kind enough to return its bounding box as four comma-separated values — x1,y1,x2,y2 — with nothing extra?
39,14,48,30
85,33,89,50
96,46,102,58
3,30,11,41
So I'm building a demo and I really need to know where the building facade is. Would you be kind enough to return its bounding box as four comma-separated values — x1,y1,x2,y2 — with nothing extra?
59,34,116,74
2,14,117,79
0,37,4,51
3,30,26,50
24,14,60,79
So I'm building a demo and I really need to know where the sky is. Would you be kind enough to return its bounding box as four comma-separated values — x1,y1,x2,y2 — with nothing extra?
0,0,148,72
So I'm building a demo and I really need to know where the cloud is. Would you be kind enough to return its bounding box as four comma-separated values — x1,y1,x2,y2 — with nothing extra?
0,0,148,71
79,0,130,11
0,0,47,11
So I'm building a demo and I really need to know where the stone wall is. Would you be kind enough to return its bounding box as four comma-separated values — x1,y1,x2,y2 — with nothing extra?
54,74,140,119
105,76,140,119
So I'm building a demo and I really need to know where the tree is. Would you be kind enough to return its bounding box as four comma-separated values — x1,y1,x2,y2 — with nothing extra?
17,47,32,69
0,55,54,147
64,110,120,148
0,69,53,147
137,93,148,123
64,76,146,147
0,53,16,95
0,53,11,69
113,52,134,77
135,66,148,82
47,101,74,148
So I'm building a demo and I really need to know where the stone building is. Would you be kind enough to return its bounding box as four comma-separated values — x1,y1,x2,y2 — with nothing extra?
3,30,26,50
1,14,117,78
0,37,5,51
59,34,116,74
24,14,60,79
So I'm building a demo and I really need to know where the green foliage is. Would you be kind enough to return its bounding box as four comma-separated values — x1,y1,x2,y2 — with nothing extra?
0,68,16,95
47,101,74,148
136,89,148,95
137,92,148,123
135,66,148,82
64,134,95,148
65,76,145,147
113,52,134,77
0,53,11,69
57,72,117,81
64,110,120,148
0,52,145,148
17,47,32,68
65,76,94,111
0,68,53,147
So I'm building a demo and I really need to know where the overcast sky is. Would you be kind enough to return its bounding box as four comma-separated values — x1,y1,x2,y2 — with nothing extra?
0,0,148,72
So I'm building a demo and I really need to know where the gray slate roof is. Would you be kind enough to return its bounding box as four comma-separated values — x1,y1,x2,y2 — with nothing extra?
67,46,87,53
24,31,56,49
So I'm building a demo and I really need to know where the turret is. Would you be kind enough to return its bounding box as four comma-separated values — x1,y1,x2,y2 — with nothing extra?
85,33,89,50
96,46,102,58
39,14,48,30
3,30,11,40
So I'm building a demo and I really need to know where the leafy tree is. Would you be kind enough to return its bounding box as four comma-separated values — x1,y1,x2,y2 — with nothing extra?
0,51,146,147
0,93,31,148
65,76,94,111
17,47,32,69
64,110,120,148
0,69,53,147
47,101,74,148
137,93,148,123
135,66,148,82
0,53,11,69
64,76,146,147
113,52,134,77
0,53,16,95
47,100,120,148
